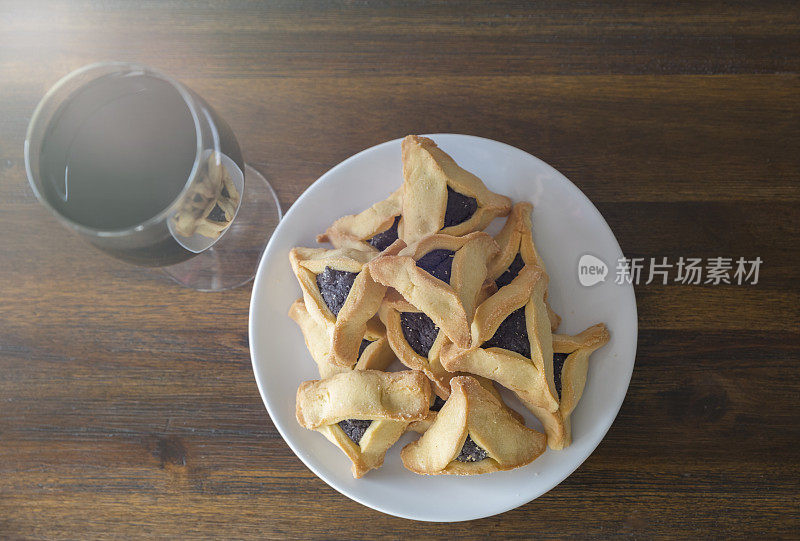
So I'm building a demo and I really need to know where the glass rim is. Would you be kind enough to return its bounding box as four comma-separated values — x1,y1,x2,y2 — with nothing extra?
23,61,205,238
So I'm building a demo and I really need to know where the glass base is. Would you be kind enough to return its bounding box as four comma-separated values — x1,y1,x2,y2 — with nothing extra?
162,164,281,291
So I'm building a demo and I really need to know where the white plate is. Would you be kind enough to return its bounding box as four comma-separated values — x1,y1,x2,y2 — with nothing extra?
249,134,637,522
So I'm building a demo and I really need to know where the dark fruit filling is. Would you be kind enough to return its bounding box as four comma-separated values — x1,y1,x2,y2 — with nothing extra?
553,352,569,398
430,396,446,412
400,312,439,357
456,435,488,462
358,339,373,359
338,419,372,444
495,253,525,288
206,203,227,223
416,249,456,284
481,307,530,358
443,186,478,227
316,266,358,316
367,215,400,251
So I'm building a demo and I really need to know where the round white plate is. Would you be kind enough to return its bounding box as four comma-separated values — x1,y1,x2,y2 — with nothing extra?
249,134,637,522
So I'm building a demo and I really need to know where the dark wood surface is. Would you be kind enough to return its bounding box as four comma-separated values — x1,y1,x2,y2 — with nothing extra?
1,1,798,538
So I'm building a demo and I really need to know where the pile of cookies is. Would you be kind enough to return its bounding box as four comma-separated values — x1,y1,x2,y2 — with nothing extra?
289,135,609,478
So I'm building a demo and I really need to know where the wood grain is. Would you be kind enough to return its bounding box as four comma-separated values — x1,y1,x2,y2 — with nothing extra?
1,1,798,538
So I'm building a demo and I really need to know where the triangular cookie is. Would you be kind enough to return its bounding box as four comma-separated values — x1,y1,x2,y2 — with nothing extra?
408,377,525,433
316,188,404,253
440,265,561,413
289,244,397,367
526,324,610,449
369,232,498,350
378,291,455,397
485,201,560,331
400,135,511,245
401,376,546,475
288,299,395,378
296,370,432,478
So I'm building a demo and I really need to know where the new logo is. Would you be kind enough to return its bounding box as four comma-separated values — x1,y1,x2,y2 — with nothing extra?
578,254,608,287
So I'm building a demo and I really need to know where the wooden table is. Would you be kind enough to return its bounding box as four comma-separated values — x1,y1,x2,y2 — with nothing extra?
1,1,798,538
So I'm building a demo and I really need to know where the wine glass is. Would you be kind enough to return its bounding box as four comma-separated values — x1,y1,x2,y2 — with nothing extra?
24,62,281,291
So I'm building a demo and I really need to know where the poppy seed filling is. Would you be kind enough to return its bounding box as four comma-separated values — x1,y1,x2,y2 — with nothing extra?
481,307,530,358
206,203,227,223
358,338,373,359
495,252,525,288
456,435,488,462
416,249,455,284
553,352,569,398
338,419,372,444
367,215,400,251
443,186,478,227
430,395,446,412
316,266,358,316
400,312,439,357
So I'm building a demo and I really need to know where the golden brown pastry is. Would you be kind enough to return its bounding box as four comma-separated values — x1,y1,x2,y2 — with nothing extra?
289,133,611,476
288,299,395,378
370,232,497,397
408,377,525,434
316,188,404,253
296,370,432,478
400,135,511,246
289,245,397,367
440,265,560,414
485,201,560,331
442,264,610,449
526,324,610,449
401,376,546,475
378,291,455,398
369,232,498,350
